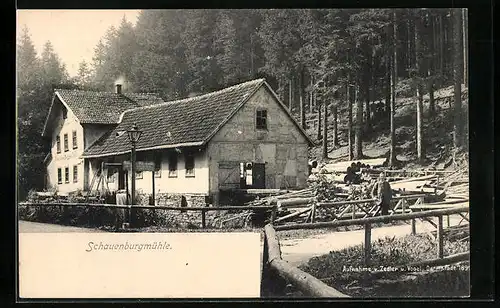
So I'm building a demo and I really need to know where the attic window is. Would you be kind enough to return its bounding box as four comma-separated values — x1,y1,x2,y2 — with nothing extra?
256,109,267,130
62,107,67,119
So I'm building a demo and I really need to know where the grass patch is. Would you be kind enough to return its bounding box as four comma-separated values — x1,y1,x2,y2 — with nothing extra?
298,233,469,297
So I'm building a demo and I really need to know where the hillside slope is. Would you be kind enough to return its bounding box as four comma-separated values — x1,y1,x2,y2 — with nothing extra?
305,84,469,169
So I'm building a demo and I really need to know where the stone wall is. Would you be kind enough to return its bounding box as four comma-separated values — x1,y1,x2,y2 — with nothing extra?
132,192,270,229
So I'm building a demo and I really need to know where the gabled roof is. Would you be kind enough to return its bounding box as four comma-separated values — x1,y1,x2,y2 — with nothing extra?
41,89,164,137
83,78,314,158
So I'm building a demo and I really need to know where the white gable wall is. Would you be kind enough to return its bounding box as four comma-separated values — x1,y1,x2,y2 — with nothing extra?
45,102,85,193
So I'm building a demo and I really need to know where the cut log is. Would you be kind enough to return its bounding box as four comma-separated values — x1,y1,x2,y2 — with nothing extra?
278,197,316,208
390,175,437,184
322,158,387,173
274,207,313,223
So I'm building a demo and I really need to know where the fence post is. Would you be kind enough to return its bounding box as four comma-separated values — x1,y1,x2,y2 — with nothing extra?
201,208,206,229
401,198,406,214
352,204,356,219
364,223,372,266
411,218,416,235
310,202,317,223
437,215,444,258
446,215,450,228
270,206,277,224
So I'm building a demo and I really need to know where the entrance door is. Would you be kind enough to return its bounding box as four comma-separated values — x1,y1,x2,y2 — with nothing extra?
252,163,266,189
218,161,241,189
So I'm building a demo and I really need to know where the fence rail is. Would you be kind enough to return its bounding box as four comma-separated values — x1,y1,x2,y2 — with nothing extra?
275,205,469,268
18,202,276,212
264,205,469,296
18,202,277,229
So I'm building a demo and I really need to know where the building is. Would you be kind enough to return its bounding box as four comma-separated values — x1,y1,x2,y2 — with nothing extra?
42,79,314,205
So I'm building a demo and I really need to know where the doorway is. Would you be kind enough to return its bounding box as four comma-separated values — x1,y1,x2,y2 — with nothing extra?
252,163,266,189
118,169,125,190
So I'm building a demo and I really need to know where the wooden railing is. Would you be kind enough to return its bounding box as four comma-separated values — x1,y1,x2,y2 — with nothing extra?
18,202,277,229
263,224,350,297
274,206,469,264
263,205,469,297
274,193,440,224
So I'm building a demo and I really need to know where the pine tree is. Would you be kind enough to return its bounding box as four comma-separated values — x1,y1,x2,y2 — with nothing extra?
452,8,463,148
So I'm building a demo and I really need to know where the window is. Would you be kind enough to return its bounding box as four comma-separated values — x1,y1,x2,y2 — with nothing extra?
185,152,195,177
64,167,69,183
168,153,178,177
57,168,62,184
72,131,78,149
63,134,69,152
56,136,61,154
136,171,143,179
107,169,115,183
256,109,267,130
73,165,78,183
62,108,67,119
154,153,162,178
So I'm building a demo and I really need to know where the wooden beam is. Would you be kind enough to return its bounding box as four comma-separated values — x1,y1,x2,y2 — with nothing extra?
319,198,376,208
310,203,317,223
264,224,282,262
437,215,444,258
201,209,206,228
274,207,312,223
270,206,277,224
364,223,372,266
264,224,349,298
19,202,276,212
274,206,469,231
278,197,316,208
406,252,469,268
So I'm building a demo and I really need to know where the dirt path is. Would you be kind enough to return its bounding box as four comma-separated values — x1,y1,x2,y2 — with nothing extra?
279,214,468,267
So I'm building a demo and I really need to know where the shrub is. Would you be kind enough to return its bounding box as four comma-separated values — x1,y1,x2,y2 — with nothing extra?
311,173,342,201
299,233,470,297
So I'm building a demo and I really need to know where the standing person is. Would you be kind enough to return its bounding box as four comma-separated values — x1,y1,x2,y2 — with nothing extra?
371,173,392,215
115,189,128,230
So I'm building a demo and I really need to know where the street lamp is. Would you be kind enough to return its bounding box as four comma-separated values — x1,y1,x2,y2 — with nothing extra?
126,123,142,227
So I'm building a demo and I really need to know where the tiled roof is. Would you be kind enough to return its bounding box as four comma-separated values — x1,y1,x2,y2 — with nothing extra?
83,79,266,157
55,89,164,124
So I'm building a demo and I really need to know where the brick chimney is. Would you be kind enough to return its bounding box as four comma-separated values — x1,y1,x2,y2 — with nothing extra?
116,84,122,94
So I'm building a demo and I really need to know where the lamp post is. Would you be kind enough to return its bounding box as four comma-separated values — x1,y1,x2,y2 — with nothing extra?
126,123,142,227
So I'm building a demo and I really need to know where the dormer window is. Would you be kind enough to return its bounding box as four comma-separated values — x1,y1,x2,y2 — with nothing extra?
256,109,267,130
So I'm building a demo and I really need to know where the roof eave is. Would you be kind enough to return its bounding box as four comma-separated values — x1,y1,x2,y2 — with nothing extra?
82,141,205,159
41,93,57,138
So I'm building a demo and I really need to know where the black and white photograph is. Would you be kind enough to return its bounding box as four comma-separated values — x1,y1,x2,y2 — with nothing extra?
17,8,470,298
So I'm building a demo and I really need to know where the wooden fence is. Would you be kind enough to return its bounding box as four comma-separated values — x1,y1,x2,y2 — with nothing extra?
18,202,277,229
274,205,469,263
274,193,444,224
263,205,469,297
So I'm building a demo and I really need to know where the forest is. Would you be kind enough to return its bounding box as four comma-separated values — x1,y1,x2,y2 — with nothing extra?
17,9,468,199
